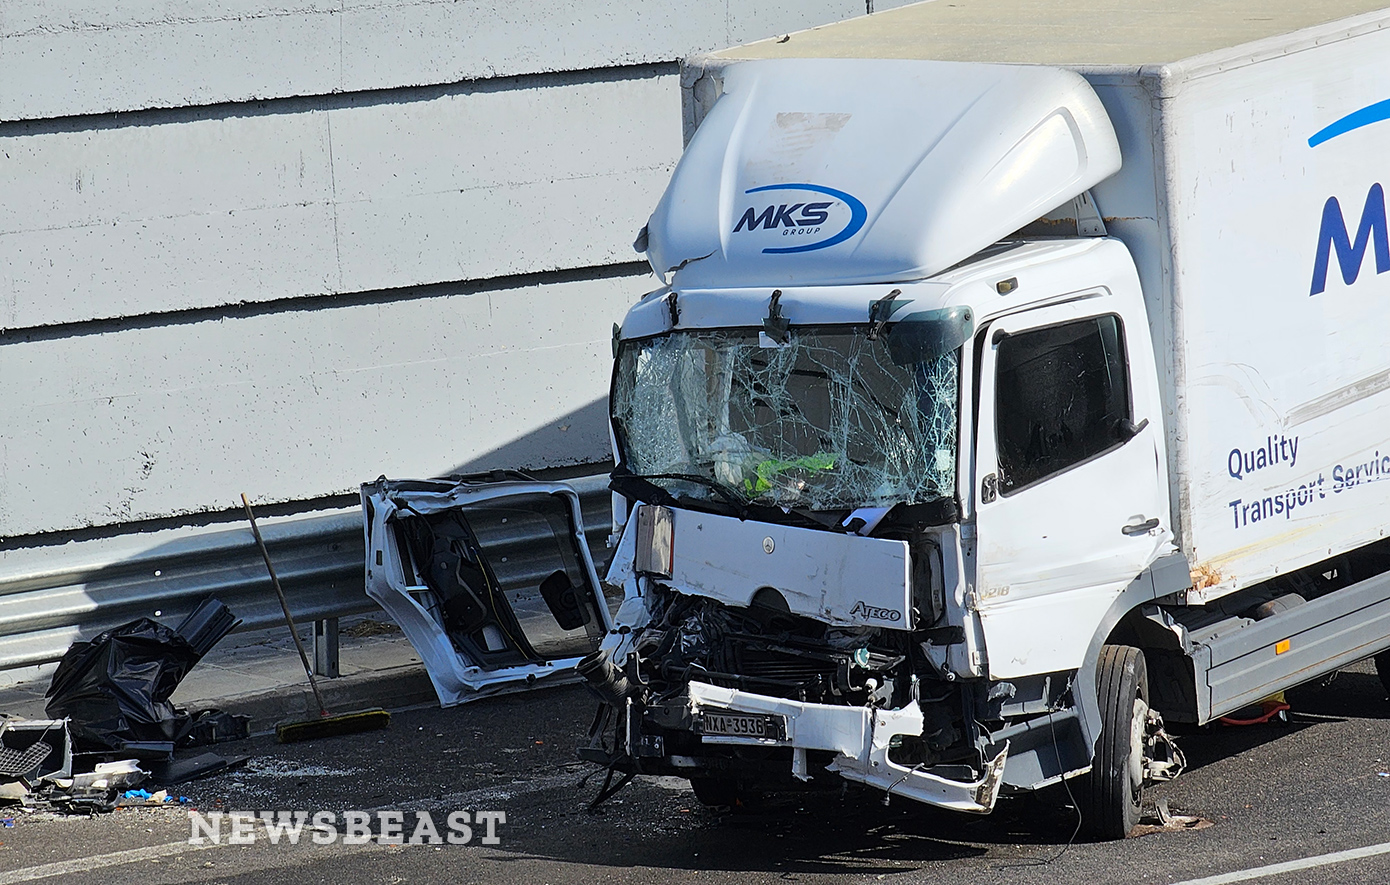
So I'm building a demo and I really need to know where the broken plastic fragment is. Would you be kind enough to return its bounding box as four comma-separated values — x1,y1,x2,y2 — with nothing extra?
0,720,72,782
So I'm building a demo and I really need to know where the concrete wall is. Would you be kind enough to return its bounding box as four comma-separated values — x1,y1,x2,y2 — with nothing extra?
0,0,910,545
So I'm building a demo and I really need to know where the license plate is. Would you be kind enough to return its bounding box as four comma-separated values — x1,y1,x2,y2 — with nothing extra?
698,709,786,740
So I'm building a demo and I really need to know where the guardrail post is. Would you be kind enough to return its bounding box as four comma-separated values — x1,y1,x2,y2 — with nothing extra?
314,617,340,678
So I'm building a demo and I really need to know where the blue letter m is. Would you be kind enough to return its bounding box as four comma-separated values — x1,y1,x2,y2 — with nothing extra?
733,206,777,233
1310,182,1389,295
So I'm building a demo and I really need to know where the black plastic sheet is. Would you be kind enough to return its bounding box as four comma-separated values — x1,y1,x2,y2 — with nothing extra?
43,599,237,753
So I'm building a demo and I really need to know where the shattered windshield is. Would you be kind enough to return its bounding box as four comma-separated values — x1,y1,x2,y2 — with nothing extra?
611,326,960,511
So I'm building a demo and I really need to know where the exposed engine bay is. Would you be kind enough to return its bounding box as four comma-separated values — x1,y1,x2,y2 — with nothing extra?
576,506,1021,809
635,591,909,708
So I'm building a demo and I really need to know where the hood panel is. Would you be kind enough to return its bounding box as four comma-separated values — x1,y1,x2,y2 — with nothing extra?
645,59,1120,289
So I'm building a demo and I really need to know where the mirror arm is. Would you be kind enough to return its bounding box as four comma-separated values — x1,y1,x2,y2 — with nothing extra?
1118,417,1150,441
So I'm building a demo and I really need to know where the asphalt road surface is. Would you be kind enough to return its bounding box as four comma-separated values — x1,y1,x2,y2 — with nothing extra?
3,660,1390,885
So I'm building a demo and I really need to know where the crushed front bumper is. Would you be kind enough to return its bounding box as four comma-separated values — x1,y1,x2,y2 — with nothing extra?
686,681,1007,814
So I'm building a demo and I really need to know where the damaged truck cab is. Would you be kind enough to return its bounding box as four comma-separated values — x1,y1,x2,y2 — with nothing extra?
593,242,1174,816
581,60,1184,830
579,20,1390,839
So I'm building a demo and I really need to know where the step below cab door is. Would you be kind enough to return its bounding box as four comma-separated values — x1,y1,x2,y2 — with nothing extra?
972,297,1169,679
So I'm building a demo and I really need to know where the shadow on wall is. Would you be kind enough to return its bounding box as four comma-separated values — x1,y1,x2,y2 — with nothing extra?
446,395,614,477
0,394,619,687
0,468,620,689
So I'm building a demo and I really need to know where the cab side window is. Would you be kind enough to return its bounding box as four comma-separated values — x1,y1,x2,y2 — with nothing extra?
994,315,1130,493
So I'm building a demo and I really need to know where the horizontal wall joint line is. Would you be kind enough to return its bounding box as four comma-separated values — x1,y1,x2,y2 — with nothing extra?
0,62,679,135
0,262,653,345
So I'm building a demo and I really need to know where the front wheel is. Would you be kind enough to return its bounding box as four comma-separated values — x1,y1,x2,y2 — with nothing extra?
1082,644,1150,839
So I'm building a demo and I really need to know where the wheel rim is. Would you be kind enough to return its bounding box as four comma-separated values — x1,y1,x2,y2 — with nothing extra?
1127,696,1150,800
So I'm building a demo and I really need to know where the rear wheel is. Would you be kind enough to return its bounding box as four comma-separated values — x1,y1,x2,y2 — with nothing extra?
1082,644,1149,840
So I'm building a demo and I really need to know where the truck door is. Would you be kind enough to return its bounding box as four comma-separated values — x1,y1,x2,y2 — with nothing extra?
972,300,1168,679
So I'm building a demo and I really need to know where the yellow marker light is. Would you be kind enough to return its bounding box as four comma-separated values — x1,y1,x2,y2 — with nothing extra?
1275,639,1291,655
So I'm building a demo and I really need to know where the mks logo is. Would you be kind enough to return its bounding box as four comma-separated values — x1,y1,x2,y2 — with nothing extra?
731,183,867,255
734,202,833,232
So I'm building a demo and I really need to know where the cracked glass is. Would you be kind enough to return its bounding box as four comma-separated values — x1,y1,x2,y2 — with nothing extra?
612,327,959,510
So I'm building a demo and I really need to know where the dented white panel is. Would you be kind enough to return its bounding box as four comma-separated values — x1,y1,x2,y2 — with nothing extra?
360,479,612,706
1160,30,1390,594
645,58,1120,289
664,508,913,628
687,681,1005,813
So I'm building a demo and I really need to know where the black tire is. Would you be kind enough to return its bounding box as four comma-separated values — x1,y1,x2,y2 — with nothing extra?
1375,650,1390,696
1082,644,1150,840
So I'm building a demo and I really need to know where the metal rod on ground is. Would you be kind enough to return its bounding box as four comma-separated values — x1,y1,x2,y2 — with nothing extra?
241,493,329,716
241,493,390,742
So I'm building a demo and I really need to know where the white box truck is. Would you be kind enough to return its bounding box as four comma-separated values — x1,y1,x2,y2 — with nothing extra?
360,0,1390,841
583,0,1390,838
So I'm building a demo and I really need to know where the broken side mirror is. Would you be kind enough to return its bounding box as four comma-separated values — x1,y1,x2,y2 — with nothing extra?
1114,416,1150,442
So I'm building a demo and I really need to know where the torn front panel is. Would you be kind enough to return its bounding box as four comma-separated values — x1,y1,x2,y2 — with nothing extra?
361,477,616,706
658,505,914,629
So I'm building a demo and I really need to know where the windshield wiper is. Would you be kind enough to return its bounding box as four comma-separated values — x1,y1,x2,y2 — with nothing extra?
612,468,905,533
610,467,749,519
638,473,750,517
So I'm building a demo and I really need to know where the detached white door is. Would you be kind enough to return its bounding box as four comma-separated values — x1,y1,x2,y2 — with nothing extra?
972,300,1168,679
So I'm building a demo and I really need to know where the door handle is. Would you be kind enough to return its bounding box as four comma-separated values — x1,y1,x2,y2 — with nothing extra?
980,473,998,504
1122,517,1160,536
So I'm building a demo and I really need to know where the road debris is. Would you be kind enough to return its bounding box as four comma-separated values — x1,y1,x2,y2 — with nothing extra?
43,598,240,755
1131,799,1214,837
360,474,612,707
0,599,254,813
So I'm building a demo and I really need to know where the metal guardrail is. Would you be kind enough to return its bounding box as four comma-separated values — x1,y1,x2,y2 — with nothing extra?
0,475,614,677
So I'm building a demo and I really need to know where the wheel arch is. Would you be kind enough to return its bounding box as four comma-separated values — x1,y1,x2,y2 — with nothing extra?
1074,552,1193,755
